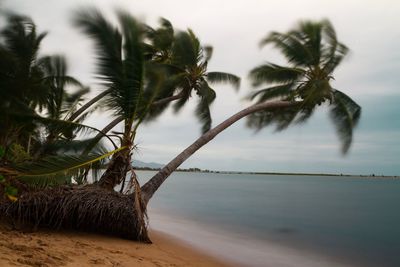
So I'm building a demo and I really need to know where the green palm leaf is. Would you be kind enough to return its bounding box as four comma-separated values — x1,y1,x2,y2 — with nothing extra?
13,146,127,186
41,138,107,155
196,81,216,133
115,11,144,119
206,72,240,91
152,18,174,52
10,113,117,149
62,86,91,119
249,20,361,153
260,32,311,67
249,83,294,103
247,105,299,132
330,90,361,154
73,8,123,98
249,63,304,86
172,30,199,67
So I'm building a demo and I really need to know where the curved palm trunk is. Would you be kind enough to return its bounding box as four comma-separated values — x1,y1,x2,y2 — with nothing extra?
141,100,298,204
68,89,112,121
90,116,124,148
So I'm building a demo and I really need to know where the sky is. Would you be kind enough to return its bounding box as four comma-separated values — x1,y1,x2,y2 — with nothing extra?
3,0,400,175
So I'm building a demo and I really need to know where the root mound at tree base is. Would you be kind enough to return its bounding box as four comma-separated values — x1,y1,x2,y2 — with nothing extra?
0,185,151,243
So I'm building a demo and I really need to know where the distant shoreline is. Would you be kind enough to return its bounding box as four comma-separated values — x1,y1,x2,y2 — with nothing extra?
133,167,399,179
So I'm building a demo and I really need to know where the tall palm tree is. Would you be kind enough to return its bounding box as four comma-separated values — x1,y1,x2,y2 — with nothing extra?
140,19,361,203
73,9,162,190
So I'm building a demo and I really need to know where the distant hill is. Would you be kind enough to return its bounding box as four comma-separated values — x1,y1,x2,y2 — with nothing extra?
132,160,163,169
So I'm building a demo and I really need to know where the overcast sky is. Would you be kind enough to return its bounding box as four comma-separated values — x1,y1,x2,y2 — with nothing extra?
3,0,400,175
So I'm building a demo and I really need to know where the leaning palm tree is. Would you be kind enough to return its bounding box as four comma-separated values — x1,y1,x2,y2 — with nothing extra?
140,19,361,203
246,20,360,153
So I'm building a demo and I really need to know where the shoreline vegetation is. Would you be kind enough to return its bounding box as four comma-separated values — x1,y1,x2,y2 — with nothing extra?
133,167,399,179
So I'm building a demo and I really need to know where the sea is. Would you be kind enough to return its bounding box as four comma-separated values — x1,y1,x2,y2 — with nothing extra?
134,171,400,267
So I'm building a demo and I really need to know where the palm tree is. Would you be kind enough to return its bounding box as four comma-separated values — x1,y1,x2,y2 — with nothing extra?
0,13,49,150
0,13,99,160
73,10,241,189
140,19,361,203
73,9,164,190
164,29,240,133
247,20,360,153
32,55,91,158
88,21,241,147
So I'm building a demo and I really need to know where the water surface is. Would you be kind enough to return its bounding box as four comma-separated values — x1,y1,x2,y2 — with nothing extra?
137,171,400,267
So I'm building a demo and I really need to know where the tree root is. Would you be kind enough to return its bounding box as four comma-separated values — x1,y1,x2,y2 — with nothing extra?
0,185,151,243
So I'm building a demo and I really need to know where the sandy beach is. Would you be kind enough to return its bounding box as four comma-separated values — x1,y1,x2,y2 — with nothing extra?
0,224,230,267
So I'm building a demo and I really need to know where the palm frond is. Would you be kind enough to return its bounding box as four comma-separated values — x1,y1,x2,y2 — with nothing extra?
203,46,213,61
195,81,216,133
247,105,299,132
144,72,185,120
73,8,123,92
172,30,198,67
10,113,117,149
173,90,191,113
249,63,304,86
13,146,127,186
206,72,240,91
322,43,348,74
249,83,294,103
2,13,47,65
115,11,144,119
152,17,174,52
329,90,361,154
293,21,324,65
42,137,107,155
134,63,166,123
260,32,311,66
62,86,91,119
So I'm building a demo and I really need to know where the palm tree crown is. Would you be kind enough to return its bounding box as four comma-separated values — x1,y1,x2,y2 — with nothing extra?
161,29,241,133
248,20,361,153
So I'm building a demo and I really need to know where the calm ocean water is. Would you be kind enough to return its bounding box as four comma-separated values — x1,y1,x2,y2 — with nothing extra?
136,171,400,267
